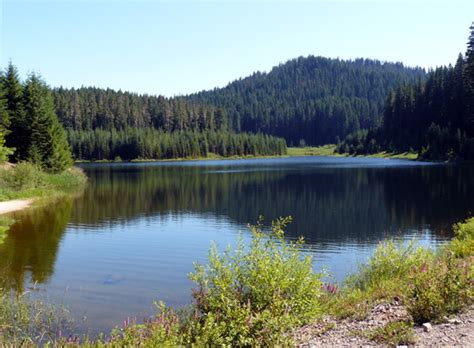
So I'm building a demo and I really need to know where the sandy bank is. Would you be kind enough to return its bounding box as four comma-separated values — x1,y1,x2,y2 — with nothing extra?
0,199,33,215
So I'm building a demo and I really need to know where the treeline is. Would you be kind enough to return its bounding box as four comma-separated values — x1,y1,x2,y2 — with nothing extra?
0,64,72,172
68,129,287,161
53,87,229,132
338,24,474,160
187,56,425,145
1,65,287,162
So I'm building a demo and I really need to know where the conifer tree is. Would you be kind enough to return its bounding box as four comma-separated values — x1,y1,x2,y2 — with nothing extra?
2,62,27,160
23,74,72,172
0,132,13,163
465,22,474,136
0,77,10,134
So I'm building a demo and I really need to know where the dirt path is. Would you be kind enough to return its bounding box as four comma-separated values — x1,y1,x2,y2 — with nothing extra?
0,199,33,215
295,304,474,347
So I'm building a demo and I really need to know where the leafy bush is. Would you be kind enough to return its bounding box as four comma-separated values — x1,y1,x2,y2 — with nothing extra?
110,217,323,346
0,162,46,191
408,253,473,324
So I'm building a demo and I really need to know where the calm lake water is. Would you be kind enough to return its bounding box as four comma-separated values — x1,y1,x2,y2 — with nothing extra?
1,156,474,336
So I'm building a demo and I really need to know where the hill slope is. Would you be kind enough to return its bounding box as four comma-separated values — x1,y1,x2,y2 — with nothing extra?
186,56,426,145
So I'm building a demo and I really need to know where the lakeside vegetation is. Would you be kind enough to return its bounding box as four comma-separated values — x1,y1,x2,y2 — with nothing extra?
0,216,472,346
0,64,87,239
0,163,86,202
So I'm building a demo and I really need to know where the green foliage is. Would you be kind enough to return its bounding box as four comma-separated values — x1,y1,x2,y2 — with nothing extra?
2,62,27,161
347,240,432,293
363,320,415,346
407,217,474,324
447,217,474,258
0,162,86,201
0,289,72,344
108,217,323,346
329,218,473,326
0,132,13,163
188,217,323,345
23,74,73,172
408,254,472,324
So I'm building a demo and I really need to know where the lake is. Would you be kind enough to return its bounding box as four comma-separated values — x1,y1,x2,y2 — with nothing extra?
1,156,474,336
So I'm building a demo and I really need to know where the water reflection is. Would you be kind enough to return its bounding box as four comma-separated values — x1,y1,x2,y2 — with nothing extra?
0,198,73,291
73,160,474,242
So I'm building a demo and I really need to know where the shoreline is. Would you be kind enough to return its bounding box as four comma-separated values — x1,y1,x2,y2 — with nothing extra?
0,199,33,215
74,146,423,164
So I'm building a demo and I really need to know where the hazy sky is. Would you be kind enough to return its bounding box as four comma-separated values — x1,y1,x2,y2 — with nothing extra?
1,0,473,96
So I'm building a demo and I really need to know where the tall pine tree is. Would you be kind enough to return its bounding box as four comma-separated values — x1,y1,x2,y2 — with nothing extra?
23,74,72,172
465,22,474,137
0,76,10,135
2,62,28,160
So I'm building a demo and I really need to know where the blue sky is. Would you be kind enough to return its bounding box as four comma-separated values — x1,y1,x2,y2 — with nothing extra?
1,1,473,96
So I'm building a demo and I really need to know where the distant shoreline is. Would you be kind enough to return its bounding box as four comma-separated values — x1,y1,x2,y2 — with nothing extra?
74,145,420,164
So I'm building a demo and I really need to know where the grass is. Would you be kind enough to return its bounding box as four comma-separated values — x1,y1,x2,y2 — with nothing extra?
287,145,341,157
0,162,87,202
287,145,419,160
363,151,419,160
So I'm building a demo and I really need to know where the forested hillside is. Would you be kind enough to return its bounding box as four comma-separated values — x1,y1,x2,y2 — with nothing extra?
187,56,425,145
52,57,425,148
338,24,474,160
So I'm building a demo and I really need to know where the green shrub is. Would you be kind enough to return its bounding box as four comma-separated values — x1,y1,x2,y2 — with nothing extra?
446,217,474,258
346,240,432,298
408,253,473,324
0,162,46,191
0,163,86,201
110,217,323,346
0,289,72,345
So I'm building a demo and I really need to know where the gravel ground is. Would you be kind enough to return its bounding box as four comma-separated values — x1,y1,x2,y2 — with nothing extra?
295,303,474,347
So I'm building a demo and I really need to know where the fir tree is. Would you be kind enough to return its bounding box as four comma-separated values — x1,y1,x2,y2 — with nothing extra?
464,22,474,136
23,74,72,172
2,62,27,160
0,77,10,135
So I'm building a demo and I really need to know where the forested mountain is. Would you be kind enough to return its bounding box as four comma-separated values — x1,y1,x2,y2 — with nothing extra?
338,24,474,160
186,56,426,145
52,57,425,147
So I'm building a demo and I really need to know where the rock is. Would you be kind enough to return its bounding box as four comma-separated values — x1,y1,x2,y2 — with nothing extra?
422,323,432,332
448,318,462,325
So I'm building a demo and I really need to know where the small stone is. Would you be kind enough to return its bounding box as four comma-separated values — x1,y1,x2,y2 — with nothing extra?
422,323,432,332
448,318,462,325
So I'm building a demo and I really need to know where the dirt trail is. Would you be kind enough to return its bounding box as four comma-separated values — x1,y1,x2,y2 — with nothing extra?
295,304,474,347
